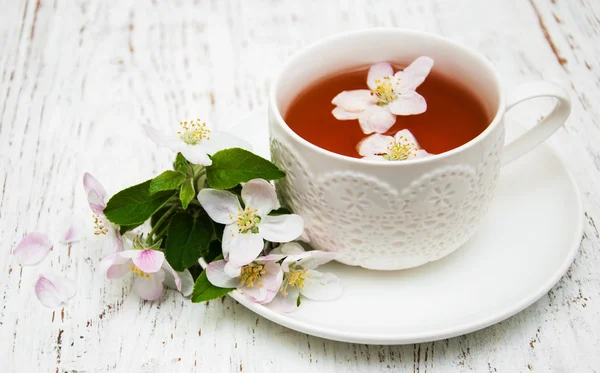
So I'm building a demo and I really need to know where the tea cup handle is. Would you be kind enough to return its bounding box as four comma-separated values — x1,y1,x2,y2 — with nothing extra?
502,81,571,165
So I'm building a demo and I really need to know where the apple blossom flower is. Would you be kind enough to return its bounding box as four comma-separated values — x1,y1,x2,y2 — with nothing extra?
198,179,304,276
83,172,123,252
206,255,284,304
13,232,53,266
357,129,431,161
99,238,190,300
332,57,434,134
35,272,77,308
142,118,252,166
268,243,342,313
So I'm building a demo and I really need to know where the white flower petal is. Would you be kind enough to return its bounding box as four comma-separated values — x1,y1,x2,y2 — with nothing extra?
161,259,182,292
259,214,304,243
367,62,394,90
201,131,253,155
35,272,77,308
393,129,419,145
221,224,238,260
300,270,342,301
226,232,265,269
206,260,239,288
271,242,305,256
357,133,394,157
241,179,279,217
388,92,427,115
132,269,165,300
242,261,283,304
178,269,194,296
142,125,182,151
358,104,397,134
197,189,240,225
267,291,301,313
180,145,212,166
332,107,361,120
83,173,107,215
331,90,374,112
13,232,53,266
394,56,434,92
224,261,242,277
415,149,432,158
296,251,338,270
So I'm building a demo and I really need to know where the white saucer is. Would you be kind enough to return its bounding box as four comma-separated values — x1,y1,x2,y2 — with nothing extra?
224,109,583,345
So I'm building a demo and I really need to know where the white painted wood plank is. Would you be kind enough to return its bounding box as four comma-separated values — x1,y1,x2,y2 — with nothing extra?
1,0,599,372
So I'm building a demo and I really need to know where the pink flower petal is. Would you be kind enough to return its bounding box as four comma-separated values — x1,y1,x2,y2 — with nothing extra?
394,56,434,92
83,173,107,215
331,90,374,112
241,179,279,217
358,104,397,134
57,215,86,244
132,250,165,273
388,92,427,115
242,261,283,304
206,260,239,288
13,232,53,266
35,272,77,308
197,189,240,224
259,214,304,243
100,252,132,279
332,107,361,121
357,133,394,157
132,269,165,300
367,62,394,90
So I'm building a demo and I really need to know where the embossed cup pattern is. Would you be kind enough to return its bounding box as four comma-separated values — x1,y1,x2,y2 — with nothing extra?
269,126,504,270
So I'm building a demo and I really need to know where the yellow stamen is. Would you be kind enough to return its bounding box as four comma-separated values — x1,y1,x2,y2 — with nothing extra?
236,206,261,234
384,136,417,161
177,118,211,145
279,268,309,296
371,76,398,106
238,263,266,288
92,214,109,235
129,265,150,278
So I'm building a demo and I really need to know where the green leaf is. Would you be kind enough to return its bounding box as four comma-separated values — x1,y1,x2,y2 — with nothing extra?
104,180,174,226
150,207,170,228
173,153,189,174
206,148,286,190
204,240,223,263
166,212,213,271
269,207,292,216
191,269,234,303
211,221,225,242
180,178,195,209
149,170,186,195
119,223,143,235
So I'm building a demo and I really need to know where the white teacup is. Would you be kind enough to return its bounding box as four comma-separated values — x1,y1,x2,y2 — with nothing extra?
268,29,571,270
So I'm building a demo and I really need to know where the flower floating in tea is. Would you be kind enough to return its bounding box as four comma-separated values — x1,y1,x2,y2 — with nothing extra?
357,129,430,161
331,57,434,134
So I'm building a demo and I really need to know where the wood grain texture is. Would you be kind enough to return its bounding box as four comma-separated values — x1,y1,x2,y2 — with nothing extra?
1,0,599,371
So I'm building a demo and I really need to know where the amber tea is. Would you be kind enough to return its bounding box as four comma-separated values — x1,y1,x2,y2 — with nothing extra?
284,62,489,159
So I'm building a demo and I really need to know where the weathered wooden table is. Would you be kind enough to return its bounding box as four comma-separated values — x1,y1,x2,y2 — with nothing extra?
1,0,599,371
